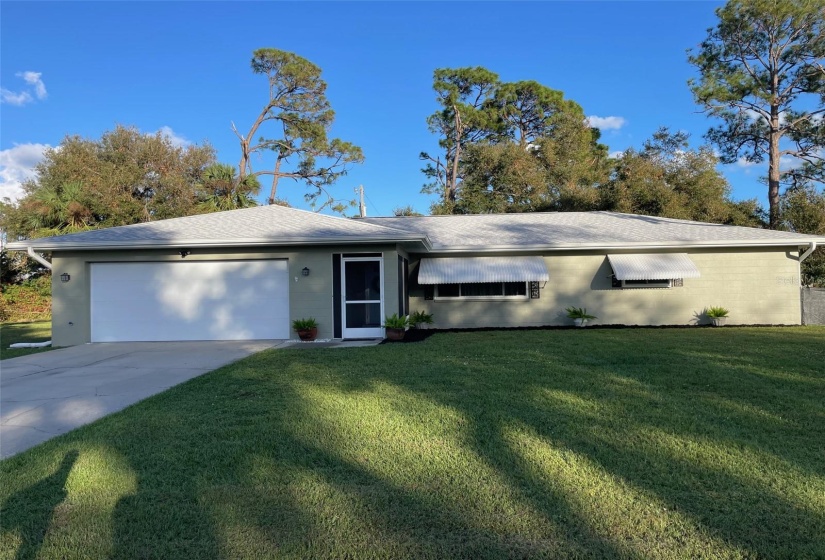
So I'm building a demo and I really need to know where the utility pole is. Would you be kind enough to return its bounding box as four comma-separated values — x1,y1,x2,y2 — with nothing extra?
357,185,367,217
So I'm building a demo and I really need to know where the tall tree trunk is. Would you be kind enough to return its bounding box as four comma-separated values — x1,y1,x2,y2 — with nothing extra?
449,142,459,205
768,121,781,229
238,139,249,180
768,52,781,230
448,106,462,205
268,158,283,205
767,40,782,230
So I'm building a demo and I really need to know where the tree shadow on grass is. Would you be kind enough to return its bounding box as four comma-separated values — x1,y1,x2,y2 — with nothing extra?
284,330,825,557
107,427,223,558
103,359,629,559
230,387,633,558
16,328,821,559
0,450,78,560
388,334,825,556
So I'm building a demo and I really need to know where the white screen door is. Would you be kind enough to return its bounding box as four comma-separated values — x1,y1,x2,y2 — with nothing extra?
342,257,384,338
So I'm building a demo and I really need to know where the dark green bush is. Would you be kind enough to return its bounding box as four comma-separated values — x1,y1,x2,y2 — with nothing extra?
1,276,51,323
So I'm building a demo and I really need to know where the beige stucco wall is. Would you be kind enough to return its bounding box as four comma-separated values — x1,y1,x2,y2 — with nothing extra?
50,244,401,347
408,248,802,328
50,245,803,346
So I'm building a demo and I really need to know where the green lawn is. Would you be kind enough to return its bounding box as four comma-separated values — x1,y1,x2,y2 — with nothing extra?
0,321,53,360
2,328,824,559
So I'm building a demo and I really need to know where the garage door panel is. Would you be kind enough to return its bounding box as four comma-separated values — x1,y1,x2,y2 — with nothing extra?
91,261,289,342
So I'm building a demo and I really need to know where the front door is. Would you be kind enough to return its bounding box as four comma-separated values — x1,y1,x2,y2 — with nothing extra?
342,257,384,338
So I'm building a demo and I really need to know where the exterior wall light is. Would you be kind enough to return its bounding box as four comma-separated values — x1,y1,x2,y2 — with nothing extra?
302,267,310,277
60,273,71,283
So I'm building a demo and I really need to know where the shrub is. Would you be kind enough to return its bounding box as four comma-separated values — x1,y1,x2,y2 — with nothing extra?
565,306,597,320
383,313,409,329
705,306,730,318
409,310,434,328
292,317,318,331
1,277,52,323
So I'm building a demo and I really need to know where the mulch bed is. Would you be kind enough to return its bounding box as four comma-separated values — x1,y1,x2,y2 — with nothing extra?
380,323,798,343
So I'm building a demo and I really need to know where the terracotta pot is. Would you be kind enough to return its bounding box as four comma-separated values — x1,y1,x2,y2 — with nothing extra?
297,327,318,341
386,328,406,341
710,317,727,327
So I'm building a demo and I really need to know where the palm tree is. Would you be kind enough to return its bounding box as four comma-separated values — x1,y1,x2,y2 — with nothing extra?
23,182,96,238
197,164,260,212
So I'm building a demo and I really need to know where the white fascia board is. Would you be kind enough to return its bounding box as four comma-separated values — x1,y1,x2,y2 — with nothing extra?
9,236,822,254
7,235,431,252
429,239,825,253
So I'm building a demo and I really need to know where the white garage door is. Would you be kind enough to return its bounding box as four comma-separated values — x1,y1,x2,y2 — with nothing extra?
91,260,290,342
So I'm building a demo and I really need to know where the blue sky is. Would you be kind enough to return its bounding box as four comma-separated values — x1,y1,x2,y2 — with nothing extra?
1,1,769,216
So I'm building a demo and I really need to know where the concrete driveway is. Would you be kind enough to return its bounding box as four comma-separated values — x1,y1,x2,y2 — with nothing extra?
1,340,284,459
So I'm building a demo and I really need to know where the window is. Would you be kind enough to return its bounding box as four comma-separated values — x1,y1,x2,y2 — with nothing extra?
611,275,681,289
435,282,528,300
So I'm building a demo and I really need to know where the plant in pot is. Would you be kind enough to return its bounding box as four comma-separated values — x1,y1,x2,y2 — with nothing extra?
292,317,318,341
705,306,729,327
409,310,434,329
566,306,597,327
383,313,409,341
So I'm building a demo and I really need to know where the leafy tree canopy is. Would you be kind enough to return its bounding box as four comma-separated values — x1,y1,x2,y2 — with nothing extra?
0,125,218,241
602,128,766,226
780,184,825,285
421,67,608,214
392,205,424,217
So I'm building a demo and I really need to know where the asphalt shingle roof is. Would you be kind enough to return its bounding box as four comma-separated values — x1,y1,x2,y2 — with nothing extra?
359,212,825,251
9,205,423,251
9,207,825,253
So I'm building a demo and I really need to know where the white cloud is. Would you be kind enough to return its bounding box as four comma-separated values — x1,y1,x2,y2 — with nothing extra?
735,156,759,168
587,115,627,131
0,89,33,106
0,71,47,106
0,143,51,202
157,126,191,148
609,150,625,159
779,154,807,171
19,71,47,100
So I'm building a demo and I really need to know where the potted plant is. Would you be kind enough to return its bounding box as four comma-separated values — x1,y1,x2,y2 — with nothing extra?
383,313,409,341
566,306,597,327
705,306,729,327
292,317,318,341
409,310,434,329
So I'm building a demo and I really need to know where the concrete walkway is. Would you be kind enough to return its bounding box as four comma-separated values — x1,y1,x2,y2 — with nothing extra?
0,340,284,459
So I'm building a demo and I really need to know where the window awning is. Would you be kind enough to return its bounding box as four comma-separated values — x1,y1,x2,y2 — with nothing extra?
607,253,700,281
418,257,549,284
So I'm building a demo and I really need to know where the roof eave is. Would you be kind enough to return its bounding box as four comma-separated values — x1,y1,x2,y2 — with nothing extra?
8,236,821,254
424,239,825,253
6,235,430,252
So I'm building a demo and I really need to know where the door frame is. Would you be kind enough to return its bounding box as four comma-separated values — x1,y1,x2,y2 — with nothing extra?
341,255,385,339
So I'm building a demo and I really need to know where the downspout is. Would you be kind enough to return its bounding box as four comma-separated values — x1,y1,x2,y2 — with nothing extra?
799,242,817,264
26,246,52,270
17,247,53,349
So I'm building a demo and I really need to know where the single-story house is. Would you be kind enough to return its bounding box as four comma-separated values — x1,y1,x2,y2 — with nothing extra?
7,205,824,346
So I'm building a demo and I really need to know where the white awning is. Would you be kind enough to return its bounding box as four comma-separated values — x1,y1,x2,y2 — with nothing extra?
418,257,549,284
608,253,700,281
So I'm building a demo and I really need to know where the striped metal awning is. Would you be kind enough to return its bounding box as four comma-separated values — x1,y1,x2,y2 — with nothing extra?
607,253,700,281
418,257,549,284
